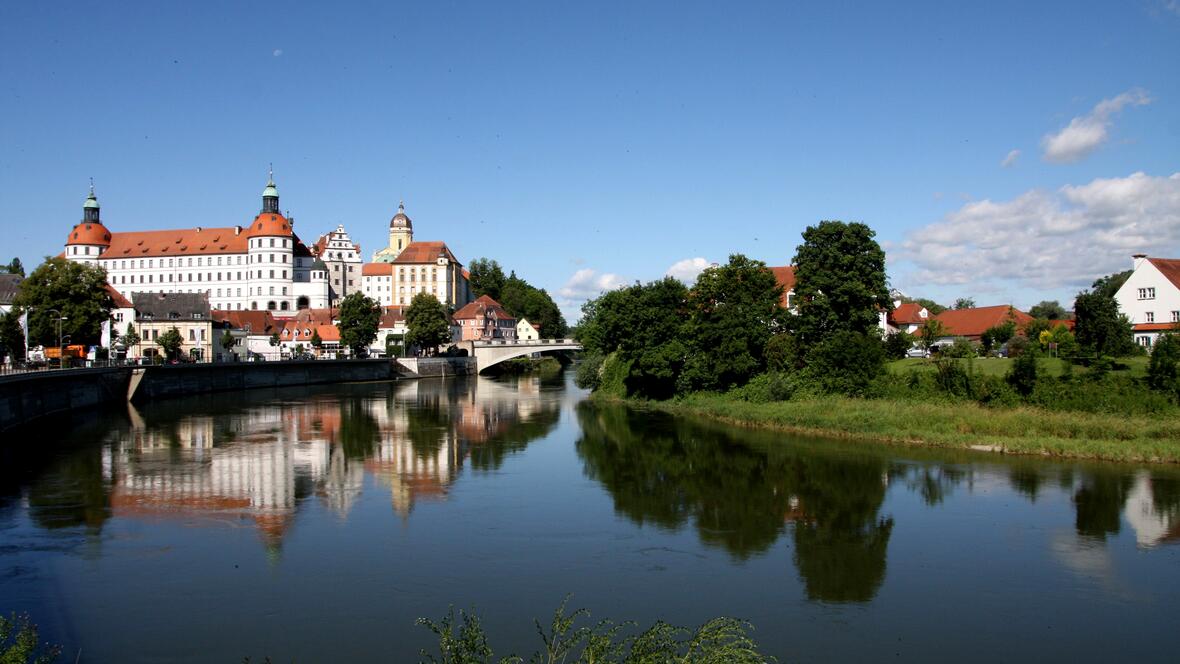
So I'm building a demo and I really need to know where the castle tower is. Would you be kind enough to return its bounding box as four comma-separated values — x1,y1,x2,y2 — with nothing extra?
389,201,413,256
245,170,295,312
64,182,112,265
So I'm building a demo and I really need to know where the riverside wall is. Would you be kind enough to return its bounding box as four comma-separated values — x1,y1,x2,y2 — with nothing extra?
395,357,478,377
0,360,398,433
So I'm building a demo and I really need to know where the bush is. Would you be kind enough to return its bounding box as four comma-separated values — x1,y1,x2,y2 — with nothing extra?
1007,350,1038,397
575,351,605,390
596,352,631,399
802,330,885,396
1148,334,1180,401
1006,335,1030,358
731,370,806,402
943,337,977,358
764,333,800,372
883,331,914,360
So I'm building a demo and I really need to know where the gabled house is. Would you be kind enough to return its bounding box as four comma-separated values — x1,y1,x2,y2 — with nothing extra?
1114,254,1180,348
887,302,930,335
452,295,516,342
931,305,1033,343
517,318,541,341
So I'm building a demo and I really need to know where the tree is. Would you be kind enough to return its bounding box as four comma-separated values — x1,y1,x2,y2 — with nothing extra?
883,330,914,360
1073,289,1134,357
338,292,381,356
1147,334,1180,401
791,220,889,351
220,329,236,353
12,257,112,347
953,297,976,310
467,258,507,301
1007,350,1038,397
919,319,948,351
677,255,788,392
310,329,323,353
156,326,183,360
494,270,568,337
902,296,946,315
269,332,280,348
0,312,25,362
1091,270,1132,300
117,323,140,353
1,257,25,277
980,321,1016,354
405,292,451,356
1028,300,1067,320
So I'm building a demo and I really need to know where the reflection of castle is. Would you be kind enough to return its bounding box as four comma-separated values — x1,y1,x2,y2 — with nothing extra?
101,377,560,550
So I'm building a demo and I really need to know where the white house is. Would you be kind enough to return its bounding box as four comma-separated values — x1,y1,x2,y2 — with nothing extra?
517,318,541,341
1114,254,1180,349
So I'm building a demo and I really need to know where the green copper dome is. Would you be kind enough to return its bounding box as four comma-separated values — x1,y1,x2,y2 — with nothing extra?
83,190,99,209
262,180,279,198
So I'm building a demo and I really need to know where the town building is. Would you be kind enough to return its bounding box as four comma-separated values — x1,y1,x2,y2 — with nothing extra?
0,274,23,315
1114,254,1180,348
929,305,1033,343
768,266,797,310
361,202,472,307
311,224,363,305
128,292,218,361
211,310,281,361
453,295,517,342
64,176,331,315
517,318,541,341
887,302,930,335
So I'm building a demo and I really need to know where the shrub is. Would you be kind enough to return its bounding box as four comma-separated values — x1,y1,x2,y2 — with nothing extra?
764,333,800,372
1006,335,1030,358
802,330,885,396
1007,350,1038,397
943,337,976,358
732,371,804,403
1147,334,1180,401
882,331,914,360
575,351,605,390
596,352,631,399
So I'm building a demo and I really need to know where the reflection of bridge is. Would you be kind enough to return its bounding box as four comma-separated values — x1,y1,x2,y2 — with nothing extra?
470,338,582,373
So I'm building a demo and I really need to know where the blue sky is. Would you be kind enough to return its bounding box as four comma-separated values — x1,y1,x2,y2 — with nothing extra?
2,1,1179,320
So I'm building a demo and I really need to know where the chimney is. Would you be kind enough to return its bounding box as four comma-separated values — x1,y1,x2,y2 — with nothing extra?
195,226,202,233
234,225,242,236
1132,253,1147,270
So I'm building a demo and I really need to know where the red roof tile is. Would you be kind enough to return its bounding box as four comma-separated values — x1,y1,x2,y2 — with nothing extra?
933,305,1033,338
1148,258,1180,292
392,241,459,265
453,294,513,321
101,227,250,258
105,283,133,309
889,302,928,326
212,310,278,334
767,266,796,307
1133,323,1177,332
362,262,394,276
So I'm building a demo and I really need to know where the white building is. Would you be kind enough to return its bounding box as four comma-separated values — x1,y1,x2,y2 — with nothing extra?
311,224,363,305
361,202,472,308
1113,254,1180,348
64,176,331,315
517,318,541,341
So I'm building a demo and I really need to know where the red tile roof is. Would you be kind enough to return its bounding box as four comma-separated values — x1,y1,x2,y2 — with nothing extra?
212,310,278,335
100,227,250,258
1133,323,1177,332
889,302,928,326
279,320,340,342
379,306,406,328
1148,258,1180,292
66,222,112,246
392,241,459,265
245,212,294,238
767,266,796,307
453,294,513,321
1046,319,1075,331
105,283,133,309
933,305,1033,339
362,262,394,276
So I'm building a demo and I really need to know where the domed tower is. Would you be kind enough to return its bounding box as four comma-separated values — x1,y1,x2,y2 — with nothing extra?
389,201,413,255
65,183,112,265
245,169,296,313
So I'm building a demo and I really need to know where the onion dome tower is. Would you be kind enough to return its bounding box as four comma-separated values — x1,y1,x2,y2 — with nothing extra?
65,181,112,264
388,200,413,255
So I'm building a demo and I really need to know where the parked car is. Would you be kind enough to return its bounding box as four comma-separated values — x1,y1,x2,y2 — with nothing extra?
905,347,930,358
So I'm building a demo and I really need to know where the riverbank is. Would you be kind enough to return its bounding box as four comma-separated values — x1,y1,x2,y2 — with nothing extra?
610,392,1180,464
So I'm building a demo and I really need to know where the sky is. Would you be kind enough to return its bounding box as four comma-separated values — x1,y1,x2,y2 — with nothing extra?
2,1,1179,322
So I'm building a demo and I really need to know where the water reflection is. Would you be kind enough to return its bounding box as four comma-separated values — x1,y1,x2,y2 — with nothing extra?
575,401,1180,603
23,377,560,552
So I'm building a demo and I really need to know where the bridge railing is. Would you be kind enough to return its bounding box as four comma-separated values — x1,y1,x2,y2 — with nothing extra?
470,338,581,347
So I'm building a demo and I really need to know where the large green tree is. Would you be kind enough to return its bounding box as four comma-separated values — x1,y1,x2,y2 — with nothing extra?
953,297,976,310
12,257,112,347
677,254,788,392
1,257,24,277
467,258,507,301
1028,300,1067,320
337,292,381,355
1073,289,1134,357
156,326,183,360
791,220,889,350
0,312,25,361
1147,333,1180,402
1091,270,1132,300
405,292,451,356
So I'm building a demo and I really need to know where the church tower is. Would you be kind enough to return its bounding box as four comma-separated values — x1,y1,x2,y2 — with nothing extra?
388,201,413,256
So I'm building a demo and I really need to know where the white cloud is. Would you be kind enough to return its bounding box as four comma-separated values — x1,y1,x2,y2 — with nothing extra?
273,49,284,57
1041,89,1151,163
665,257,711,284
557,268,630,324
1001,149,1021,168
1166,0,1180,16
900,171,1180,291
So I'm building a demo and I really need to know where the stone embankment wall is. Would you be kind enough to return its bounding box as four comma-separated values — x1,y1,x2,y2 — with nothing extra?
395,357,477,377
0,360,398,433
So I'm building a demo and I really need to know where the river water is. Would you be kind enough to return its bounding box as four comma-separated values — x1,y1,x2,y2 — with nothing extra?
1,371,1178,662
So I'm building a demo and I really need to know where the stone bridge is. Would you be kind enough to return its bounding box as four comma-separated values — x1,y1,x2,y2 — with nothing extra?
469,338,582,373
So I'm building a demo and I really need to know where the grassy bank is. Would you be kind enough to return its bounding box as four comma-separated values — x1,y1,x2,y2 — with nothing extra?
626,392,1180,464
888,356,1149,378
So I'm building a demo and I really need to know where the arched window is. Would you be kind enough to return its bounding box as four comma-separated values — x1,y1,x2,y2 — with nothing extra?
280,301,289,311
297,296,309,310
251,301,258,310
267,301,277,310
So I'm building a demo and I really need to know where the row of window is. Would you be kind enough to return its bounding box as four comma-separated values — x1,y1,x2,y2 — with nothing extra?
114,269,292,285
1142,311,1180,323
107,252,295,270
250,238,290,249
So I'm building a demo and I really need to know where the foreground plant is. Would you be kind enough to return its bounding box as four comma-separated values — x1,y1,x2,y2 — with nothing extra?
0,613,60,664
418,597,773,664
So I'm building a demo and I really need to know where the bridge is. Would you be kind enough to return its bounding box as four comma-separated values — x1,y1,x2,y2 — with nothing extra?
469,338,582,373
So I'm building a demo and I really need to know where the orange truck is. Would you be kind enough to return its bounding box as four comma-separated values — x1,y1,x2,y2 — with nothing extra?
45,345,87,360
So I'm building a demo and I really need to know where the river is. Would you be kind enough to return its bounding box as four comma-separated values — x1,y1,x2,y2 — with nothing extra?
1,371,1177,662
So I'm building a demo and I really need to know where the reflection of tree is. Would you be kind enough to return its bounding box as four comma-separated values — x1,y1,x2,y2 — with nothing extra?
575,402,894,602
1151,475,1180,520
1008,464,1044,503
338,400,380,460
1073,475,1133,540
467,403,561,471
27,448,110,532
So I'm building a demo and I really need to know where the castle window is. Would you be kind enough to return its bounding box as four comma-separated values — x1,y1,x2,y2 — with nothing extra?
270,239,275,248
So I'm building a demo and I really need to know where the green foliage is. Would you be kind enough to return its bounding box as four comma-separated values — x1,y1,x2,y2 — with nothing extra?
467,258,507,301
385,332,405,358
1148,334,1180,401
0,312,25,362
1091,270,1132,300
596,352,632,399
310,329,323,348
791,220,890,350
1007,350,1039,397
417,599,772,664
1073,289,1134,357
155,326,183,360
574,351,606,390
1023,318,1052,343
220,329,236,351
918,319,947,351
802,330,885,396
980,322,1015,354
1006,335,1030,358
268,332,280,347
730,371,805,403
117,322,140,351
1028,300,1067,320
953,297,976,310
1040,324,1078,358
902,296,946,315
338,292,381,355
882,331,914,360
2,257,26,277
942,337,977,358
764,333,801,371
405,292,452,356
0,613,60,664
676,255,788,393
13,257,112,347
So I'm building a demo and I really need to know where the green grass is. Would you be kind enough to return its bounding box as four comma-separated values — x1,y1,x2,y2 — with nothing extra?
888,355,1148,378
636,391,1180,465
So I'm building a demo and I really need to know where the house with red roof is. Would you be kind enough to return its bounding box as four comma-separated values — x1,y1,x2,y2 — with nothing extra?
886,301,931,335
452,295,517,342
931,305,1033,343
1115,254,1180,348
